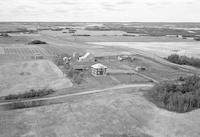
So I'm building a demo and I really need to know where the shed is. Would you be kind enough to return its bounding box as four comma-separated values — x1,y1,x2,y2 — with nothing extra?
73,64,88,71
34,53,43,60
117,55,136,62
135,66,146,71
91,63,107,76
72,61,93,71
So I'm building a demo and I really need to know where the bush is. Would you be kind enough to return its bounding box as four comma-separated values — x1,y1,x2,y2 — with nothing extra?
0,33,10,37
53,54,70,66
72,34,91,36
4,89,55,100
166,54,200,68
149,75,200,112
194,37,200,41
73,72,84,85
6,100,44,109
54,57,64,66
28,40,47,44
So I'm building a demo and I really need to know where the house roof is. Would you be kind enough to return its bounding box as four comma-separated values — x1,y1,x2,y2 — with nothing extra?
91,63,107,69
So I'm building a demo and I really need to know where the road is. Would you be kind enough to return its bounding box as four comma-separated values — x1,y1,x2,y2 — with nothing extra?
0,83,154,106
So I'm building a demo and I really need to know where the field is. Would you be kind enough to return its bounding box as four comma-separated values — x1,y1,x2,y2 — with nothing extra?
1,87,200,137
0,60,72,96
112,74,150,83
39,29,194,43
1,22,200,137
0,36,34,44
0,45,57,65
89,42,200,58
95,55,192,82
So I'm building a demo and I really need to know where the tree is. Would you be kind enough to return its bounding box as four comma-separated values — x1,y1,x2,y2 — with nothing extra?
149,75,200,113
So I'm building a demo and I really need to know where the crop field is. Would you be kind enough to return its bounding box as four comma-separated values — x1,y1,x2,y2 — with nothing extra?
3,47,49,55
0,47,4,54
0,46,59,65
0,60,73,97
41,45,68,55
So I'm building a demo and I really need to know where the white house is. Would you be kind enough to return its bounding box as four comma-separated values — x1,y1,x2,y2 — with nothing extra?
91,63,107,76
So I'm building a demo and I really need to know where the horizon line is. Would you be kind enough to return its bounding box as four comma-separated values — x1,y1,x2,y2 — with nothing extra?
0,21,200,23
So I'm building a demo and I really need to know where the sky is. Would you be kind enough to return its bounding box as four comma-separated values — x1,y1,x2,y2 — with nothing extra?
0,0,200,22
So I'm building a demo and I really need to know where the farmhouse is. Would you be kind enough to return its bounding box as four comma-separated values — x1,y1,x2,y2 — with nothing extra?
91,63,107,76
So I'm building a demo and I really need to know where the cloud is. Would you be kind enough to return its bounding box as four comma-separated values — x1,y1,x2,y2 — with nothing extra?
0,0,200,22
11,5,38,13
42,0,76,5
144,1,171,7
102,3,118,11
185,0,198,5
54,9,69,13
145,2,155,6
117,0,133,5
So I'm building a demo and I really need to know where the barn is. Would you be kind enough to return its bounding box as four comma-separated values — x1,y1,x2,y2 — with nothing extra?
91,63,107,76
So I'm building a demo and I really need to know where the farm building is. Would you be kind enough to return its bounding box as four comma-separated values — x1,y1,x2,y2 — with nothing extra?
135,66,146,71
117,55,136,62
63,56,71,64
34,53,44,60
78,52,94,62
91,63,107,76
73,64,88,71
72,61,93,71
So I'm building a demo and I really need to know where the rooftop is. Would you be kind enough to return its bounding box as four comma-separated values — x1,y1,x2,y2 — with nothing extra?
91,63,107,69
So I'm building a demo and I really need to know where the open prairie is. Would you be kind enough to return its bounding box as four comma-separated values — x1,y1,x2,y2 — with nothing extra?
1,87,200,137
1,22,200,137
0,60,72,96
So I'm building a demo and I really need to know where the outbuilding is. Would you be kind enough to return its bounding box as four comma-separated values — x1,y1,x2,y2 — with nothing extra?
91,63,107,76
135,66,146,71
34,53,43,60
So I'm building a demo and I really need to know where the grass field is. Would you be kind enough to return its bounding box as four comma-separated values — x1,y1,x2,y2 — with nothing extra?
1,87,200,137
0,60,72,96
111,74,149,83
